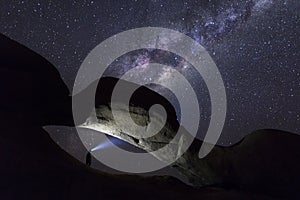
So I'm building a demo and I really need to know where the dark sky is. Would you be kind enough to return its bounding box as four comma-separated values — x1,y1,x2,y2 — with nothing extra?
0,0,299,145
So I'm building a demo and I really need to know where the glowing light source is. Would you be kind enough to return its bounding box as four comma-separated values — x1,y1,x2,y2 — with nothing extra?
91,136,124,152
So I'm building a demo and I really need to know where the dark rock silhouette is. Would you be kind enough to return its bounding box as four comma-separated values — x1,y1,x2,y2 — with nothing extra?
0,33,73,126
0,33,299,199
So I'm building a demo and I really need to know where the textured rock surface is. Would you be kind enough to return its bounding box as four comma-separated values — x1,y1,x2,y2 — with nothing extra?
80,77,218,186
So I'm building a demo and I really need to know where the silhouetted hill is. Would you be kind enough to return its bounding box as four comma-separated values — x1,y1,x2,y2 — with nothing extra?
0,33,72,126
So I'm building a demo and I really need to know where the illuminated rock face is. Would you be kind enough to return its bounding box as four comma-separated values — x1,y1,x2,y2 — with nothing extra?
80,77,300,196
85,103,219,187
76,77,219,186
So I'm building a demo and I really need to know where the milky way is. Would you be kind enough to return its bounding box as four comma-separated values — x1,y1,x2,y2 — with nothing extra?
0,0,299,145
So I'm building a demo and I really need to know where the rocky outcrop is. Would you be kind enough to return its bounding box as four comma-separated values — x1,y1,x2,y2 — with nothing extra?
79,77,218,186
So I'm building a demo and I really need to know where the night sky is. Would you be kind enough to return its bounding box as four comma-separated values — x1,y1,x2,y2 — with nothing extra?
0,0,299,145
